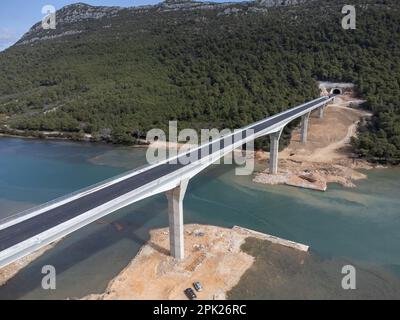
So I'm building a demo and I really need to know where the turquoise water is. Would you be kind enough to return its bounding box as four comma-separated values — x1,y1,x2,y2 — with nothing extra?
0,138,127,216
0,137,399,299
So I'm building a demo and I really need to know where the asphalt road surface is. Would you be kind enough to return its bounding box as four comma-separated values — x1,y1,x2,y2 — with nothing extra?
0,96,329,252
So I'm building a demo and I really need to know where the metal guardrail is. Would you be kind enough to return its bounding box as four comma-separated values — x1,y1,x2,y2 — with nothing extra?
0,96,333,267
0,95,331,230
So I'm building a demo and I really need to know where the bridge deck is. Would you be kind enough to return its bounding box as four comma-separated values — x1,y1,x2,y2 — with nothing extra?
0,96,330,254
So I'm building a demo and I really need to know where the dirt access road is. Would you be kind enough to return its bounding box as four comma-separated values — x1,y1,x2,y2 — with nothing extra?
253,95,373,191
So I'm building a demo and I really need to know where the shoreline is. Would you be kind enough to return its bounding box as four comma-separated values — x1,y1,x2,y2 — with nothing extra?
252,95,378,191
83,224,309,300
0,240,60,287
0,98,391,178
0,94,392,294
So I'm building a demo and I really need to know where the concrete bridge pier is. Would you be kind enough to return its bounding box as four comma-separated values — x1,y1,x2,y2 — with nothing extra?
269,128,283,175
300,112,311,143
318,104,326,119
165,179,189,260
241,143,247,158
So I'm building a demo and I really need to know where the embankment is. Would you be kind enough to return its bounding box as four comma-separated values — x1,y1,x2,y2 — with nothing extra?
253,95,375,191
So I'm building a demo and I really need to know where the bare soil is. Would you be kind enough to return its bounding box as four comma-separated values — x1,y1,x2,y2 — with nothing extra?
83,225,309,300
253,95,374,191
84,224,256,300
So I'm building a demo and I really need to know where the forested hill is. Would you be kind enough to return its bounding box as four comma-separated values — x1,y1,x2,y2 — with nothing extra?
0,0,399,160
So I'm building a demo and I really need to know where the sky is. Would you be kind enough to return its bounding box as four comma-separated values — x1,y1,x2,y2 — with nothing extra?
0,0,241,51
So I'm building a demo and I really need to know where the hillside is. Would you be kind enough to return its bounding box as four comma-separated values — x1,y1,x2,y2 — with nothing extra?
0,0,399,160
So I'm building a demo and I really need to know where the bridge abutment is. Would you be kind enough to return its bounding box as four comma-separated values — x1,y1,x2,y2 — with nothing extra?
300,112,311,143
165,179,189,260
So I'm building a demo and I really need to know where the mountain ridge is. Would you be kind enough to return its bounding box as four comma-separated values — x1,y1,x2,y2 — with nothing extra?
0,0,399,161
16,0,313,46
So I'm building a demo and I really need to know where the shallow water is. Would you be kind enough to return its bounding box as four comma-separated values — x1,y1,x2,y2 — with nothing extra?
0,137,399,299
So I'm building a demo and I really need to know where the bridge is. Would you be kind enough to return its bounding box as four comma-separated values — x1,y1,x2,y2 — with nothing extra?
0,95,334,267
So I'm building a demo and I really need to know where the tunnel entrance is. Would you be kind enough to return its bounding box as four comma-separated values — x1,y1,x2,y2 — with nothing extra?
331,88,342,95
319,82,354,97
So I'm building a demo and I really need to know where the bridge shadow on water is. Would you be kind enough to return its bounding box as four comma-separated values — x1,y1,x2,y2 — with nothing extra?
0,164,237,299
0,194,169,300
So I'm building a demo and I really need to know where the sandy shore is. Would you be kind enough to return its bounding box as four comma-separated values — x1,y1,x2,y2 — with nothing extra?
83,224,308,300
253,95,375,191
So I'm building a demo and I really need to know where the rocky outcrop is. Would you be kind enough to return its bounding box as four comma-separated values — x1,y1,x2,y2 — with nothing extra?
17,3,122,45
16,0,315,46
56,3,121,24
18,30,83,45
257,0,309,7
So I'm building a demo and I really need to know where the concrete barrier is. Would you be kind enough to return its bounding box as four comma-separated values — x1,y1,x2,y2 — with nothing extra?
232,226,309,252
